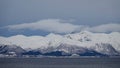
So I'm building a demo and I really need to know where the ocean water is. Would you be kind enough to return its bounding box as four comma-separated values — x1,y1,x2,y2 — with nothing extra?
0,58,120,68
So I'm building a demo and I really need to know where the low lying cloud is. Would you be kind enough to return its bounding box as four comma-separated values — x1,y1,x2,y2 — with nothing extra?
4,19,120,33
5,19,81,33
87,23,120,32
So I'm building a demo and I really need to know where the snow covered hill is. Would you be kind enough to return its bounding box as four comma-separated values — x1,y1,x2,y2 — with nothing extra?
0,31,120,57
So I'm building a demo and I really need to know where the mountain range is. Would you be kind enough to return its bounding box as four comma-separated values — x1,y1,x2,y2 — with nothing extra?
0,31,120,57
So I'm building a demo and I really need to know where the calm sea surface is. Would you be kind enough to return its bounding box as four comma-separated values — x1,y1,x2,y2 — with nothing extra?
0,58,120,68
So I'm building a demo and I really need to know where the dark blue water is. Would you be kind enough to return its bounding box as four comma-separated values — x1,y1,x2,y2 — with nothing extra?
0,58,120,68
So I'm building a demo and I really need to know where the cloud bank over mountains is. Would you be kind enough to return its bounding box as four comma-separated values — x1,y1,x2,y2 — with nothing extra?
4,19,120,34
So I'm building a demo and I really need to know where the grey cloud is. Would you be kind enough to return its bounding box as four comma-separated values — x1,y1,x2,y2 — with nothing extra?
5,19,81,33
87,23,120,32
4,19,120,33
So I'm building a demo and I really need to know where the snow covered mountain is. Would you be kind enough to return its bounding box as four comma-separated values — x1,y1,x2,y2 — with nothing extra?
0,31,120,57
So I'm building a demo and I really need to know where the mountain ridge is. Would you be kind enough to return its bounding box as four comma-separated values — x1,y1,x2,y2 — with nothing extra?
0,31,120,57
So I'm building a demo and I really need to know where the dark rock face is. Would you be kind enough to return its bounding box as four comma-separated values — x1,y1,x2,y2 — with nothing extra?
43,51,71,56
22,51,42,55
79,51,106,56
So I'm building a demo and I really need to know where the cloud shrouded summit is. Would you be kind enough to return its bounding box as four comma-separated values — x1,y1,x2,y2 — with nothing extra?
4,19,120,34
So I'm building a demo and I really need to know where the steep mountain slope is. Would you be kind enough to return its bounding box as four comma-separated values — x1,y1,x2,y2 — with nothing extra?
0,44,25,56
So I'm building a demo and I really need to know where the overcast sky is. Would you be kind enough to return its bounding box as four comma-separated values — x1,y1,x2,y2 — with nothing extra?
0,0,120,36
